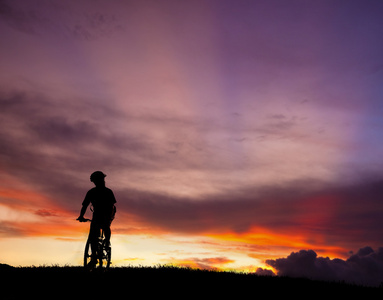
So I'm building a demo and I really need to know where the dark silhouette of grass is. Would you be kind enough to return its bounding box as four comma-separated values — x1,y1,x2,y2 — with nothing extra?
1,264,381,298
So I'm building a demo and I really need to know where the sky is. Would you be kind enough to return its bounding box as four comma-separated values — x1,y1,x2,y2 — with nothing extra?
1,0,383,285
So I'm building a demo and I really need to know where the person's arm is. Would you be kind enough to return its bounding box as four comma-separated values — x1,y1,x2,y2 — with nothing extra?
77,205,88,222
77,191,91,222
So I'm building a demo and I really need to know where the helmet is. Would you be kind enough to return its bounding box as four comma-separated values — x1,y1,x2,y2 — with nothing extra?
90,171,106,182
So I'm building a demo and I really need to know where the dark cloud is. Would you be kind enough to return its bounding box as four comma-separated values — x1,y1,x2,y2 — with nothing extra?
0,0,124,39
70,11,124,40
119,179,383,251
0,88,139,211
0,0,46,34
0,221,24,237
268,114,287,120
254,268,275,276
34,209,58,217
0,88,146,157
266,247,383,287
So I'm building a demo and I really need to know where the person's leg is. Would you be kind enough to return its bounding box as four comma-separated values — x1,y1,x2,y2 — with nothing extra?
89,222,100,262
103,225,111,248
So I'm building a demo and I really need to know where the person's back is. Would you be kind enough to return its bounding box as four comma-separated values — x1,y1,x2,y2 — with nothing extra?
84,186,116,225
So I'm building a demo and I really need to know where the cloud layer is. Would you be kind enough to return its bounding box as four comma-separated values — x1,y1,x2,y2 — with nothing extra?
1,84,383,256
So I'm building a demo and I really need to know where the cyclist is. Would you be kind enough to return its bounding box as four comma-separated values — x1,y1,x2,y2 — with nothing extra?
77,171,116,267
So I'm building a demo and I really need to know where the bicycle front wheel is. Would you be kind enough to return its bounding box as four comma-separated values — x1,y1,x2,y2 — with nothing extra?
84,239,92,268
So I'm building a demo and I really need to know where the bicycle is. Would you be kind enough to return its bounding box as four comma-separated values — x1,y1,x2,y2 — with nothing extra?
81,219,112,269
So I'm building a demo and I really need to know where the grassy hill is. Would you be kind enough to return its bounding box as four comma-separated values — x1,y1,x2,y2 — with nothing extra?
1,264,381,298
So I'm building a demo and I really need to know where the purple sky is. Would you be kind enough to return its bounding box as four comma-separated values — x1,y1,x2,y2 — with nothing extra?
1,0,383,285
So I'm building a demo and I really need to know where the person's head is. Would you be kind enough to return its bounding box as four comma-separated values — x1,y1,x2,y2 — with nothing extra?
90,171,106,187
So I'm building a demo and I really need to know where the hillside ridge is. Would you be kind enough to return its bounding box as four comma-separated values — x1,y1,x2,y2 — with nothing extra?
1,265,380,298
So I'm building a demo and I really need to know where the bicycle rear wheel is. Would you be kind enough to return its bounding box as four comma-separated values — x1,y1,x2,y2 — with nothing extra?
98,239,111,269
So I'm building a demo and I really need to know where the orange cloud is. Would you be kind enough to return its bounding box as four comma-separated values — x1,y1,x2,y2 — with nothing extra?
207,227,349,260
0,187,50,207
0,217,85,238
168,256,235,270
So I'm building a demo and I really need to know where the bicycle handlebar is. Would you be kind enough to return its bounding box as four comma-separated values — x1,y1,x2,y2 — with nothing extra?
76,217,91,222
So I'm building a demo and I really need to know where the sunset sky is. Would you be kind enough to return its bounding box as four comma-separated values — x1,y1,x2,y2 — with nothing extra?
1,0,383,278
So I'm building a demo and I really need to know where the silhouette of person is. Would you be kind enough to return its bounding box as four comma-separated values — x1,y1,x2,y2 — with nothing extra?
77,171,116,266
